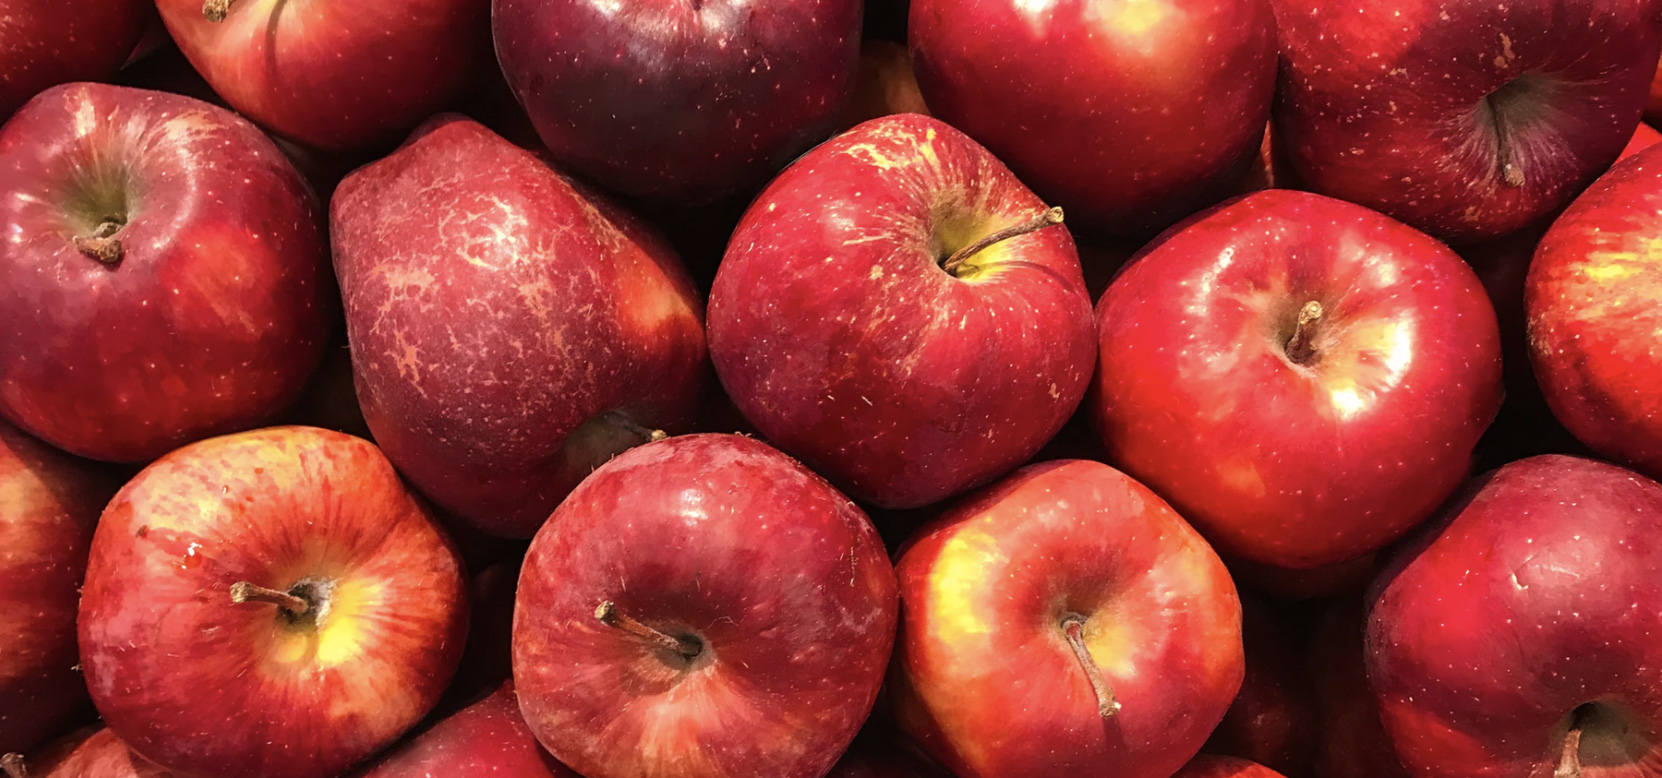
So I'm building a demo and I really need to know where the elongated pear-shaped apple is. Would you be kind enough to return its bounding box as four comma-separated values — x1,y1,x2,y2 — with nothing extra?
331,116,707,538
78,426,468,778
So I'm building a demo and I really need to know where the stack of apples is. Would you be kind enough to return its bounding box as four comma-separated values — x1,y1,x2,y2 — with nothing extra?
3,0,1662,776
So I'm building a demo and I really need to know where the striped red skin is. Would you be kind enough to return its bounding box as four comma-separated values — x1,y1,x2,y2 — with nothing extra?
77,426,468,778
1176,755,1288,778
356,682,577,778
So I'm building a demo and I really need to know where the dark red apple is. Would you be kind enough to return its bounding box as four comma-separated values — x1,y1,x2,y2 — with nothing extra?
0,421,114,755
827,733,952,778
1225,553,1381,602
1527,142,1662,482
1175,755,1286,778
438,553,522,713
332,116,707,538
1203,595,1317,777
356,682,575,778
493,0,861,203
709,113,1096,509
911,0,1276,237
5,726,174,778
1273,0,1662,242
0,83,333,463
513,434,898,778
841,41,930,130
0,0,152,121
1649,58,1662,125
78,426,468,778
1367,455,1662,776
892,459,1244,778
1309,601,1409,778
1623,122,1662,159
153,0,488,152
1091,189,1503,569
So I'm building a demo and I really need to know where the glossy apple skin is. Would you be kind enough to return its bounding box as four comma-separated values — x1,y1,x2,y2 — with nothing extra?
17,726,175,778
493,0,860,203
0,421,114,755
1176,755,1287,778
1203,595,1317,777
0,0,152,121
514,434,898,778
154,0,488,152
709,113,1096,509
1368,455,1662,777
78,426,468,778
0,83,333,463
1309,601,1409,778
1091,189,1503,569
332,116,707,538
356,682,576,778
911,0,1275,237
1273,0,1662,243
1527,143,1662,483
892,459,1244,778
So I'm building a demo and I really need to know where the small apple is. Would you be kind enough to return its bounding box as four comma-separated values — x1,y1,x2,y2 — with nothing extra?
355,682,576,778
1176,755,1287,778
3,726,174,778
709,113,1096,509
513,434,898,778
891,459,1243,778
0,0,152,120
1203,595,1317,777
78,426,468,778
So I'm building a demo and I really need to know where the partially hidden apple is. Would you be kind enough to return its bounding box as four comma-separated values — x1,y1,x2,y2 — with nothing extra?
841,41,930,130
1309,601,1409,778
332,115,707,538
78,426,468,778
709,113,1096,509
891,459,1243,778
513,433,898,778
827,733,952,778
1176,755,1287,778
355,682,576,778
1623,122,1662,159
0,0,152,121
1203,594,1317,777
0,83,334,463
1091,189,1503,569
4,726,173,778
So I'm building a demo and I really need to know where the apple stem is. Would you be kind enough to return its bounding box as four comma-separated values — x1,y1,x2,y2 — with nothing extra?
1554,726,1582,778
203,0,234,22
1284,301,1324,365
1488,95,1526,188
595,601,701,659
73,220,124,265
601,412,667,443
230,581,309,615
1062,616,1121,718
1,753,25,778
941,206,1064,276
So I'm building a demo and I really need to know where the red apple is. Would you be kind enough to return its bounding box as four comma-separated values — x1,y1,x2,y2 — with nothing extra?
153,0,489,152
513,434,898,778
709,113,1096,509
1309,601,1409,778
1648,56,1662,126
1273,0,1662,243
5,726,174,778
1175,755,1287,778
493,0,861,203
1527,143,1662,482
891,459,1244,778
1623,122,1662,160
1091,189,1503,569
910,0,1276,237
437,553,522,713
356,682,576,778
841,41,930,130
331,116,707,538
0,83,333,463
78,426,468,778
0,0,152,121
1367,455,1662,776
1203,594,1317,777
828,733,952,778
0,421,115,755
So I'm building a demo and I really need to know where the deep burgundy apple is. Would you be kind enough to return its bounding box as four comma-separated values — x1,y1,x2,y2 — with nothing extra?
1273,0,1662,243
78,426,468,778
153,0,489,151
1175,755,1287,778
4,726,173,778
332,115,707,538
1367,455,1662,776
0,421,114,756
891,459,1244,778
1527,143,1662,482
1203,595,1317,777
0,83,333,463
0,0,152,121
709,113,1096,509
910,0,1276,236
356,682,576,778
1309,601,1409,778
841,41,930,131
513,434,898,778
1091,189,1503,569
493,0,862,203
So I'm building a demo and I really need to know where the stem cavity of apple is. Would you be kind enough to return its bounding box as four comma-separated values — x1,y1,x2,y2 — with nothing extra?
73,220,124,265
1555,725,1582,778
230,581,311,616
203,0,234,22
0,752,25,778
595,601,703,660
1483,77,1540,189
1061,615,1121,719
1284,300,1325,366
941,206,1065,277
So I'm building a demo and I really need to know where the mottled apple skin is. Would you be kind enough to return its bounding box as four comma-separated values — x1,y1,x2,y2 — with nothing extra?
709,113,1096,509
1526,143,1662,483
0,421,114,755
18,726,175,778
0,83,333,463
1091,190,1503,569
911,0,1276,237
892,459,1244,778
332,116,707,538
493,0,861,203
1204,595,1317,777
154,0,489,151
1176,755,1287,778
1273,0,1662,243
0,0,152,120
357,682,576,778
78,427,468,778
1368,455,1662,777
513,434,898,778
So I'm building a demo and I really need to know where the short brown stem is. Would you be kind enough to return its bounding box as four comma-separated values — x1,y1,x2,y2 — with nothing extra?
1284,300,1324,366
1062,616,1120,718
595,601,701,659
230,581,309,616
74,220,124,265
1,753,26,778
1554,726,1582,778
601,412,666,443
942,206,1064,275
203,0,234,22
